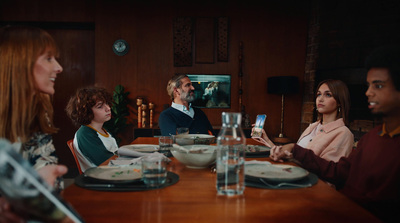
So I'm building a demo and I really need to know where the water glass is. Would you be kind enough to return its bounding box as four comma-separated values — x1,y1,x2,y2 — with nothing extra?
159,136,173,156
141,155,167,187
176,127,189,135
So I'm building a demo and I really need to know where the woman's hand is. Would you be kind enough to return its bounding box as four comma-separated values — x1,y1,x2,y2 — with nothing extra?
251,124,275,147
37,164,68,186
270,143,295,162
0,165,68,222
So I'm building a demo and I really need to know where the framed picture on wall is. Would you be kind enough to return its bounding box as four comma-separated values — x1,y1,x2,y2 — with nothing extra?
186,74,231,108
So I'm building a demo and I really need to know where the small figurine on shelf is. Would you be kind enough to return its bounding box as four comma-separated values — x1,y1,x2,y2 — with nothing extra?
149,102,154,128
244,114,251,128
240,105,251,128
141,104,147,128
137,98,143,128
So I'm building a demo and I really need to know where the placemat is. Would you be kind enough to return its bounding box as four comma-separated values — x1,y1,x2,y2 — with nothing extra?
245,151,270,158
75,171,179,192
245,172,318,189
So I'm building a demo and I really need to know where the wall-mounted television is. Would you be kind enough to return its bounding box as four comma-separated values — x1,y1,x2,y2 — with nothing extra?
186,74,231,108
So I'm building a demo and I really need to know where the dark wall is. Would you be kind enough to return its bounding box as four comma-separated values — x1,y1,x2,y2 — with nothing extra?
1,0,96,175
1,0,309,175
2,0,397,176
315,0,400,125
93,0,309,142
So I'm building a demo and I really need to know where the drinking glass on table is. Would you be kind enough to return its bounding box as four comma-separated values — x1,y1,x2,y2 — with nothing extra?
176,127,189,135
142,155,167,187
158,136,173,156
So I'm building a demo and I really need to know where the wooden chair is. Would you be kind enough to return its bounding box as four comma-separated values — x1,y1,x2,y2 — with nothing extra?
67,139,83,174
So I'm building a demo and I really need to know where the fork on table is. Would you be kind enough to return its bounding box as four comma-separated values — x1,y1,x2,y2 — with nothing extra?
259,178,312,188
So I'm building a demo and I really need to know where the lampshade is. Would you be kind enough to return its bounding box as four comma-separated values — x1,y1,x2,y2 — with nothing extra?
267,76,299,95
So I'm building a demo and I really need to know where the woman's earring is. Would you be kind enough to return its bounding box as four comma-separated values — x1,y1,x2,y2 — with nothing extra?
338,107,341,113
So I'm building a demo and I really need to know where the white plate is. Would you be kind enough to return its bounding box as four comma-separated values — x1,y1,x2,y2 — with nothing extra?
245,164,309,182
84,166,142,182
245,145,270,154
119,144,159,153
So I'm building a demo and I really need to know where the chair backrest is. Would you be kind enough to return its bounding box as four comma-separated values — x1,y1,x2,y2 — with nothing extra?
67,139,83,174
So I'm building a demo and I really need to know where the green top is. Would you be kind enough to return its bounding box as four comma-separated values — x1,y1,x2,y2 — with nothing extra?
75,125,118,169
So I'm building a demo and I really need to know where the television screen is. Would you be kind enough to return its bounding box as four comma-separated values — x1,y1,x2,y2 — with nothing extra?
187,74,231,108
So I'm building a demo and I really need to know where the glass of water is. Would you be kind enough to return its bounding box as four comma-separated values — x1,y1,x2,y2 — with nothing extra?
159,136,173,156
141,155,167,187
176,127,189,135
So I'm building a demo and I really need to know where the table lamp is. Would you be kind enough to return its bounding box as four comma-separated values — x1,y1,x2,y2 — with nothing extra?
267,76,299,142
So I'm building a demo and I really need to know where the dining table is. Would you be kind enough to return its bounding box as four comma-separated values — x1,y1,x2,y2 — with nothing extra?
62,137,381,223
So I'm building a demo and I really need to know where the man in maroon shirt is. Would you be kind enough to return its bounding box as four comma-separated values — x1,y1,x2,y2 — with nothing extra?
270,45,400,223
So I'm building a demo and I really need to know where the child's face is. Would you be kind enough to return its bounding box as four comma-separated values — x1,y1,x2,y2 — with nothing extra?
91,101,112,124
366,68,400,116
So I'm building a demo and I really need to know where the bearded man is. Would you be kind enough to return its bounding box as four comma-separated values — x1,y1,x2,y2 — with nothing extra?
158,74,214,136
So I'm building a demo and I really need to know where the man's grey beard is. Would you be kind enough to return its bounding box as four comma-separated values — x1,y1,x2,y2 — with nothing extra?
181,91,195,102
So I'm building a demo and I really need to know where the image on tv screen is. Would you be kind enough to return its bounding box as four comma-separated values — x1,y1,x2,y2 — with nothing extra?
187,74,231,108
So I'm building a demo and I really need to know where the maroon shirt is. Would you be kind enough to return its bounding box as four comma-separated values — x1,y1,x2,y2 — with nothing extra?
293,125,400,222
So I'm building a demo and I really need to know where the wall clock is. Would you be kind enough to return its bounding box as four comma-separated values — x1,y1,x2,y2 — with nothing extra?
112,39,129,56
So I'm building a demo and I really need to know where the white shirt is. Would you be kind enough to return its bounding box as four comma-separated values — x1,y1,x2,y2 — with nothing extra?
171,102,195,118
297,123,322,148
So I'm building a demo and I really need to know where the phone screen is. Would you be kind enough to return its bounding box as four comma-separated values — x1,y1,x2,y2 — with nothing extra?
252,114,267,138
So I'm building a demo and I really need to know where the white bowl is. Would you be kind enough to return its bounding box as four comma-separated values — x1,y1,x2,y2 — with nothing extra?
171,144,217,169
173,134,216,145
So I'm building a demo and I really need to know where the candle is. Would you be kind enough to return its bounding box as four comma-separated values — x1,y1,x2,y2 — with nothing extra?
137,98,143,128
141,104,147,128
149,102,154,128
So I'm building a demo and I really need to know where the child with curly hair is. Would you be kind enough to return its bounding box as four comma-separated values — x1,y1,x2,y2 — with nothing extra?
65,86,118,172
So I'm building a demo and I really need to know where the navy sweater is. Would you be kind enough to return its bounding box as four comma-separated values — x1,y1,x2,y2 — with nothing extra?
158,107,214,136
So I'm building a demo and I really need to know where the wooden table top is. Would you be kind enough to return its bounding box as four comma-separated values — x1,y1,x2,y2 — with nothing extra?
62,137,380,223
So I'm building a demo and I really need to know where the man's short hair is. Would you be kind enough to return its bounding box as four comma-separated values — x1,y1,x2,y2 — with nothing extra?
166,74,188,100
365,45,400,91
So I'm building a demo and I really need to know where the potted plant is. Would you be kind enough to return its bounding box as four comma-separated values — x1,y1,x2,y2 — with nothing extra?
104,85,131,145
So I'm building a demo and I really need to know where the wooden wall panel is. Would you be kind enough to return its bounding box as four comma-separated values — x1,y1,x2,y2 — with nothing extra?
195,17,215,63
0,0,94,22
217,17,229,62
173,17,193,67
50,29,95,175
1,0,309,174
93,1,308,144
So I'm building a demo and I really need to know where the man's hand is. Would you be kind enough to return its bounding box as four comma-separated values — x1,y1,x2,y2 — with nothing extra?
270,143,295,162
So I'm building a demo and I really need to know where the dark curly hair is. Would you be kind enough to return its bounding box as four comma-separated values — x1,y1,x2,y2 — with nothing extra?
66,86,113,127
365,45,400,91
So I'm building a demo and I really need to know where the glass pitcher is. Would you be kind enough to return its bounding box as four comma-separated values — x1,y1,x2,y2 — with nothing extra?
216,112,246,196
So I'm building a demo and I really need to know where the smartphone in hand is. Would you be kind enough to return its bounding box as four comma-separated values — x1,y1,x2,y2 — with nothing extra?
252,114,267,138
